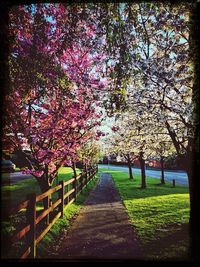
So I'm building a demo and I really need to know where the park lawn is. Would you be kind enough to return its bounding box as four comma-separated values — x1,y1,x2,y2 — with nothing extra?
99,167,190,260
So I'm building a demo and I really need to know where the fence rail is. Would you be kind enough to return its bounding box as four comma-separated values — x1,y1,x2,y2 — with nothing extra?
7,165,98,259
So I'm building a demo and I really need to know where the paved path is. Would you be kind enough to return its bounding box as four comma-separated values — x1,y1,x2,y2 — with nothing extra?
57,173,143,260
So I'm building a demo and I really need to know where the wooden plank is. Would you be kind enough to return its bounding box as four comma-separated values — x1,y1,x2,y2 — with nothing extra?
11,224,31,243
64,188,75,200
35,198,61,225
64,178,75,186
36,184,62,202
64,198,75,210
88,174,93,180
10,199,29,215
36,212,61,244
76,174,81,180
20,247,31,259
82,184,87,191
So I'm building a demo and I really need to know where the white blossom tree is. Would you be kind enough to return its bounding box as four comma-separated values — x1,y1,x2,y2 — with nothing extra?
146,134,176,184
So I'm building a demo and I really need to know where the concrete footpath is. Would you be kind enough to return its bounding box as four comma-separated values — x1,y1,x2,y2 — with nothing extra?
57,173,143,260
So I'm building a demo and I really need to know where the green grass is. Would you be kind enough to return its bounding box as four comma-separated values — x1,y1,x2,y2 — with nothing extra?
99,168,190,260
1,167,80,208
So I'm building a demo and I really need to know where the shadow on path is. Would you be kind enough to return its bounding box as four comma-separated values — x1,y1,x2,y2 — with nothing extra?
56,173,143,260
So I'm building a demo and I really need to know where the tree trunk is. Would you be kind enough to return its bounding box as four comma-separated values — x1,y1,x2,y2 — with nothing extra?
160,156,165,184
128,162,134,179
187,167,199,261
36,167,51,224
139,152,146,189
186,139,199,261
37,180,51,207
72,161,77,178
127,154,134,179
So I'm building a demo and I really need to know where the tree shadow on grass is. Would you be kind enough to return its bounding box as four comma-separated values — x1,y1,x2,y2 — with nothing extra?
143,223,190,261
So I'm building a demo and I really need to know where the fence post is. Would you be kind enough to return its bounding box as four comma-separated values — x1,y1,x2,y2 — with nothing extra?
85,170,88,186
81,173,84,191
172,179,176,187
27,193,36,259
59,181,64,218
73,175,77,201
84,164,88,186
66,184,69,203
90,168,93,180
88,168,91,180
46,196,51,225
79,174,82,192
91,167,93,179
83,171,87,187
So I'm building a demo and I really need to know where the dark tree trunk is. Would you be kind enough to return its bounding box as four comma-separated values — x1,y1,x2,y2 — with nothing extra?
36,178,51,224
165,118,198,260
72,161,77,178
127,154,134,179
37,179,51,207
160,156,165,184
186,138,199,261
128,163,134,180
139,152,146,189
36,166,51,224
174,137,199,261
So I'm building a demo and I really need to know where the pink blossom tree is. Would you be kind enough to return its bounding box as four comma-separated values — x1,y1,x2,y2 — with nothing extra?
2,4,106,201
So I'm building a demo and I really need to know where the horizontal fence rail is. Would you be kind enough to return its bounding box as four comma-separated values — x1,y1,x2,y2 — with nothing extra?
6,165,98,259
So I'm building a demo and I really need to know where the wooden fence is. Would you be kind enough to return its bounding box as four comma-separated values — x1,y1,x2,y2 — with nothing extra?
7,165,98,259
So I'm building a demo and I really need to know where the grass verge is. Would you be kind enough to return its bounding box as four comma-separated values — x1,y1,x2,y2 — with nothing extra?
99,168,190,261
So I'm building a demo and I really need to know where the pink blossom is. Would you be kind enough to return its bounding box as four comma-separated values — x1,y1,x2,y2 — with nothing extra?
33,170,44,177
44,158,51,164
4,4,105,187
111,126,120,132
96,130,105,137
